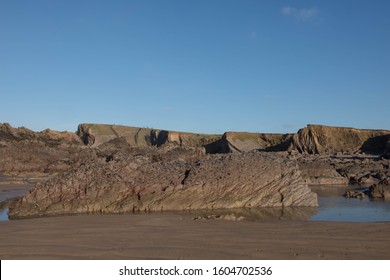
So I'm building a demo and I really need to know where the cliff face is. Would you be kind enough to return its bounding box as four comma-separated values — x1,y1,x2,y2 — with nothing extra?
8,150,318,218
76,124,294,154
77,123,390,156
293,125,390,155
204,132,294,153
77,123,220,148
384,139,390,159
3,121,390,191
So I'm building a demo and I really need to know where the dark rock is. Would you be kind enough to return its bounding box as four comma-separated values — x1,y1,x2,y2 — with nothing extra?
367,179,390,200
343,190,366,199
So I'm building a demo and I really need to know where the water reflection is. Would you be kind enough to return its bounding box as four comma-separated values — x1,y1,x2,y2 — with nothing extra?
0,179,33,222
310,185,390,222
0,208,8,221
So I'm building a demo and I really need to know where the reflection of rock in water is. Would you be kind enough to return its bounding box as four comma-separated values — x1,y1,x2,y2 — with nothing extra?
0,200,8,212
187,207,318,222
0,198,17,215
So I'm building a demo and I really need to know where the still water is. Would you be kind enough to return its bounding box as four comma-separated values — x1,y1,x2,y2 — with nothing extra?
309,185,390,222
0,208,7,221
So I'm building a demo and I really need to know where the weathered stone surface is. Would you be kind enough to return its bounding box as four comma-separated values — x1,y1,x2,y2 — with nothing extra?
9,150,318,218
78,123,390,156
0,123,89,176
76,123,220,148
293,125,390,155
343,190,366,199
297,156,349,185
367,179,390,200
204,132,293,153
297,154,390,186
3,122,390,191
0,123,81,146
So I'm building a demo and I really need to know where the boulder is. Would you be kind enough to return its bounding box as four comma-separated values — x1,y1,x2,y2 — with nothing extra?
367,179,390,200
343,190,366,199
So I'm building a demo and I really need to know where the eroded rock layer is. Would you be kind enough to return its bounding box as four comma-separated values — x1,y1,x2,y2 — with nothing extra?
76,123,220,148
293,125,390,155
0,123,89,176
8,150,318,218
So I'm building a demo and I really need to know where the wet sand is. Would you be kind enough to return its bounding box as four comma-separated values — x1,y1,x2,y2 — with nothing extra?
0,213,389,259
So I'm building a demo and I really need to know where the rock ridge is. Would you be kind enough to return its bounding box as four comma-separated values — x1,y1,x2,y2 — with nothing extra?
8,150,318,218
293,124,390,155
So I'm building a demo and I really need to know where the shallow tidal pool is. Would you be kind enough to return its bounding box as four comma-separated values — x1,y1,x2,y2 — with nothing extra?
309,185,390,222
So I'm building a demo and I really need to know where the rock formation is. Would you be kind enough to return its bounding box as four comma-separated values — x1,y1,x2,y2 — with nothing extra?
77,124,295,154
0,121,390,209
383,139,390,159
293,125,390,155
78,123,390,156
0,123,90,176
0,123,81,145
367,179,390,200
76,123,220,148
297,156,349,185
205,132,293,153
297,154,390,186
8,149,318,218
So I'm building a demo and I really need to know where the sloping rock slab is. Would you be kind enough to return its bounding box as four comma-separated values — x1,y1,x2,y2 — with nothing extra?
9,151,318,218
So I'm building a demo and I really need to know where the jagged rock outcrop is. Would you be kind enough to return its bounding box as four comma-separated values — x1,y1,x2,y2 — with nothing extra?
297,154,390,186
3,121,390,191
343,190,366,199
293,125,390,155
367,179,390,200
0,123,89,176
9,150,318,218
297,156,349,185
0,123,81,145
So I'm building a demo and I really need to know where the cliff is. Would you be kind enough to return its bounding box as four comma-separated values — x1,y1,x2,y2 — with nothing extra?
78,123,390,156
205,132,293,153
76,123,220,148
2,121,390,187
293,125,390,155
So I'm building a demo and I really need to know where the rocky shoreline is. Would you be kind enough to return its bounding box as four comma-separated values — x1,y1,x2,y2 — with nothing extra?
1,122,389,219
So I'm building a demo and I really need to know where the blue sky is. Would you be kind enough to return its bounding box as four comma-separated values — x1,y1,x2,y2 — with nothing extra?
1,0,389,133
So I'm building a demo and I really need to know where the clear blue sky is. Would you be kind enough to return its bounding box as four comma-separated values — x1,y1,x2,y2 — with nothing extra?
1,0,389,133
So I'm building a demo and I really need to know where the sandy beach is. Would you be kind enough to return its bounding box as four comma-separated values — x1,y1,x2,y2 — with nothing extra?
0,213,389,260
